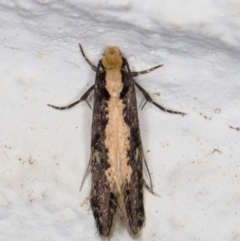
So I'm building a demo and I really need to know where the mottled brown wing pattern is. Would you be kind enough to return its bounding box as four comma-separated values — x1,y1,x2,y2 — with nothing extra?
120,71,145,236
90,71,118,238
91,69,145,238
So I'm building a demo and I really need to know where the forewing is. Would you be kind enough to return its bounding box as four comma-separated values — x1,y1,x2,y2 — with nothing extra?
120,71,145,236
90,71,118,238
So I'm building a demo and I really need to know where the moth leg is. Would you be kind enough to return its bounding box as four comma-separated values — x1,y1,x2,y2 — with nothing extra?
79,155,92,191
141,152,153,189
131,64,163,77
79,43,97,72
142,153,160,196
47,85,94,110
134,81,186,116
81,195,91,207
144,180,160,197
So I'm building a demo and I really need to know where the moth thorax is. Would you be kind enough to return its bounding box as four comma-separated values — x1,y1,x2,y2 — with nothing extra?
102,46,123,69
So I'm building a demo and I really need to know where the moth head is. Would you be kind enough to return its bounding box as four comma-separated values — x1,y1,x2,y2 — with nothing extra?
102,46,123,69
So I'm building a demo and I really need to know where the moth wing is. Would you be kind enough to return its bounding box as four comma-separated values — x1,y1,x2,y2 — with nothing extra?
90,72,118,238
121,72,145,236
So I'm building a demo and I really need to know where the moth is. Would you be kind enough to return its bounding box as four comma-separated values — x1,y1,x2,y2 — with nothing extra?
48,44,185,239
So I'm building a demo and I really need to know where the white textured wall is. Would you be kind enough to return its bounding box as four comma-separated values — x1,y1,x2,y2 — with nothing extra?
0,1,239,240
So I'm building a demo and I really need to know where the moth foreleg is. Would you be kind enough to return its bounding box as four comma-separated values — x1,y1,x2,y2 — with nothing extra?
134,81,186,116
79,43,97,72
131,64,163,77
47,85,94,110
